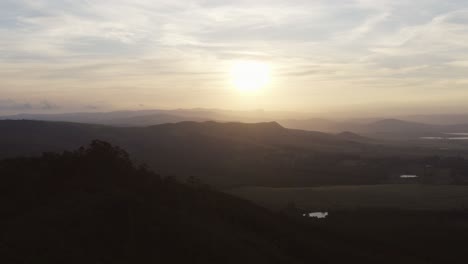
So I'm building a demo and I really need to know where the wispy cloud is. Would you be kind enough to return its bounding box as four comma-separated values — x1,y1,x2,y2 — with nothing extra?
0,99,32,111
0,99,59,113
1,0,468,113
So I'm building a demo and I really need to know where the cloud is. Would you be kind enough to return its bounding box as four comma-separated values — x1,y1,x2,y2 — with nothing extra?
84,104,100,110
0,99,59,114
0,99,32,111
39,100,59,110
1,0,468,113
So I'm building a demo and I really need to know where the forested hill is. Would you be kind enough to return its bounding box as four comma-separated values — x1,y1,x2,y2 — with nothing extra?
0,141,413,264
0,120,367,187
0,119,358,158
1,120,468,187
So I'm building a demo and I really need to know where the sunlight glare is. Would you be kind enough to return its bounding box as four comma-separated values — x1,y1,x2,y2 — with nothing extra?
230,60,271,92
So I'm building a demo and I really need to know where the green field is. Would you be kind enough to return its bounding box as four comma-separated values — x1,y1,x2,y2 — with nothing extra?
227,184,468,211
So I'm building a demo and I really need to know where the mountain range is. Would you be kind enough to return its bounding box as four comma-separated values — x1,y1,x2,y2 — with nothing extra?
3,119,468,188
3,109,468,140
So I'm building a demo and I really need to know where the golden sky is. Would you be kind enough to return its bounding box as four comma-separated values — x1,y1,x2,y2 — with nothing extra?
1,0,468,115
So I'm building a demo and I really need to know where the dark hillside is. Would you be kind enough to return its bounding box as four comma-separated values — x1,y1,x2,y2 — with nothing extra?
0,141,413,264
2,120,468,188
0,120,370,187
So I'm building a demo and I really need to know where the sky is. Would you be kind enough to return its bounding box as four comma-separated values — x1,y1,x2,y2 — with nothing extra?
1,0,468,116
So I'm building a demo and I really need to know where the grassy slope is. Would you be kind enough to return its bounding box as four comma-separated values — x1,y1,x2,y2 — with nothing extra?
228,184,468,263
227,184,468,211
2,141,422,264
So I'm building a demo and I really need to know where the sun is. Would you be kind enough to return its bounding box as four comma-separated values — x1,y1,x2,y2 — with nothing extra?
230,60,271,92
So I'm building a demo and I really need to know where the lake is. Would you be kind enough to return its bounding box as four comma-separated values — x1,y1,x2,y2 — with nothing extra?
420,132,468,140
303,212,328,219
400,175,418,178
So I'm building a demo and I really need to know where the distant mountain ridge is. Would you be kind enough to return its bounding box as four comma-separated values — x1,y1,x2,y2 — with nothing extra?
0,108,282,126
3,109,468,139
0,110,213,126
281,118,468,139
1,119,468,188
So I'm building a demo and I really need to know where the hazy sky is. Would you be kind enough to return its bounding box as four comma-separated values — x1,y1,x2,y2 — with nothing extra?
1,0,468,115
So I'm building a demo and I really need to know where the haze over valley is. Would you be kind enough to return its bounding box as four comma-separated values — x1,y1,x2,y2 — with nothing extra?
2,1,468,263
